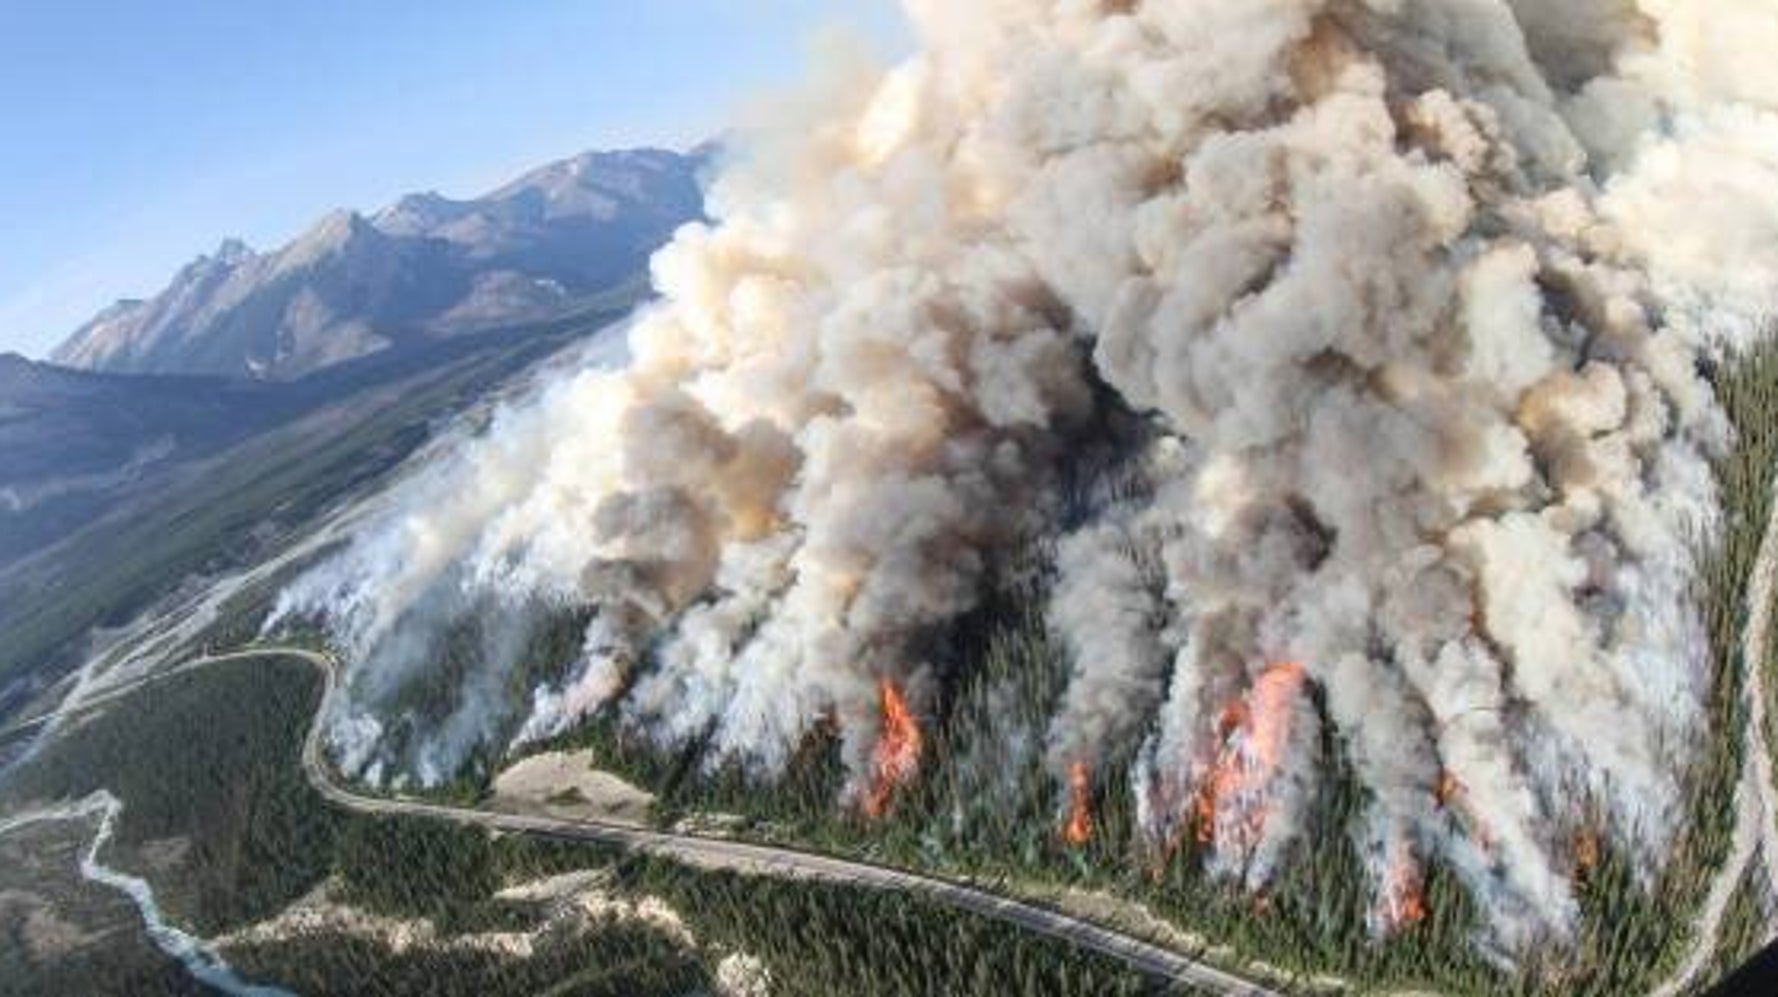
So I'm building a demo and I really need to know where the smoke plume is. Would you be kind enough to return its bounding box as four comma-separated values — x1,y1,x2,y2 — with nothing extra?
275,0,1778,952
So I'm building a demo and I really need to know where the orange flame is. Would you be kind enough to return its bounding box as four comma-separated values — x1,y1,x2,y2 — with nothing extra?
1064,761,1094,846
863,679,922,818
1436,770,1462,808
1574,827,1600,875
1192,662,1308,856
1435,769,1495,854
1377,847,1429,935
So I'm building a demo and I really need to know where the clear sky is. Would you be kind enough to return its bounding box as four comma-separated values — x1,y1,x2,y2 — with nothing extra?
0,0,907,358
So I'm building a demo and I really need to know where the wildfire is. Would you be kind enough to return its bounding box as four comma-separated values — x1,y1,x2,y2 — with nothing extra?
862,679,923,818
1435,769,1495,854
1574,827,1601,875
1192,662,1309,856
1064,761,1094,846
1377,847,1429,935
1436,770,1462,807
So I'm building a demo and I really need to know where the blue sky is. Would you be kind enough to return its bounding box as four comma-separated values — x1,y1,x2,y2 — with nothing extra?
0,1,906,358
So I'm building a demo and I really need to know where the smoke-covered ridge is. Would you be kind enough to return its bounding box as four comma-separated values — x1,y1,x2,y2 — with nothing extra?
274,0,1778,954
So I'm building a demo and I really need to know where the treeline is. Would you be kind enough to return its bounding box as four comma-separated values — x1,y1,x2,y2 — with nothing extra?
611,851,1179,997
504,336,1778,995
0,650,1174,996
314,817,1175,997
0,656,341,935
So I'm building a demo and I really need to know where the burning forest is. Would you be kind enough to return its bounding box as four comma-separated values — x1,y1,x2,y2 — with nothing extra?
864,679,925,818
274,0,1778,961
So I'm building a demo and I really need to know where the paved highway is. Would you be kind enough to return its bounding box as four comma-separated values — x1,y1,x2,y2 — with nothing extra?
16,645,1279,996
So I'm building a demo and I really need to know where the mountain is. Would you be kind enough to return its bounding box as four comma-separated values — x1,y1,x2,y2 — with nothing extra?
0,351,287,563
6,144,696,573
0,352,279,495
51,148,705,380
0,301,631,570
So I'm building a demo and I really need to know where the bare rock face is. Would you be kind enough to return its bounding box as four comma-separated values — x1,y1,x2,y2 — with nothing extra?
51,148,706,381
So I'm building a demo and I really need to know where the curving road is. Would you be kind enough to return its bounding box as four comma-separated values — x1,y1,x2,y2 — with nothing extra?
1652,475,1778,997
2,653,238,739
17,566,1778,997
13,645,1277,997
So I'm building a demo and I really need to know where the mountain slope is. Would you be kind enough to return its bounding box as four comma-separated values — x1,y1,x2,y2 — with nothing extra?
0,353,287,563
51,148,704,380
0,307,637,713
0,353,272,488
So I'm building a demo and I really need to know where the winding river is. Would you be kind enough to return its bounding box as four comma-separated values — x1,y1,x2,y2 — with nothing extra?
0,791,293,997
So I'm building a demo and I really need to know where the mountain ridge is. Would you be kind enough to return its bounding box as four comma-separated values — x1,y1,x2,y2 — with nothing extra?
50,147,706,380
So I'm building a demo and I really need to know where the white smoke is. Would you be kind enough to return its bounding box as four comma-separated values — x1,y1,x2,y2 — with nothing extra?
276,0,1778,954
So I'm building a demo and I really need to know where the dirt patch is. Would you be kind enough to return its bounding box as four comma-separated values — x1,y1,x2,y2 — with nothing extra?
0,889,104,959
491,750,655,826
217,873,697,960
133,836,191,875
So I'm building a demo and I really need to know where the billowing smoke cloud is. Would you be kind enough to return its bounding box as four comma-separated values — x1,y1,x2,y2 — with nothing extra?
275,0,1778,954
